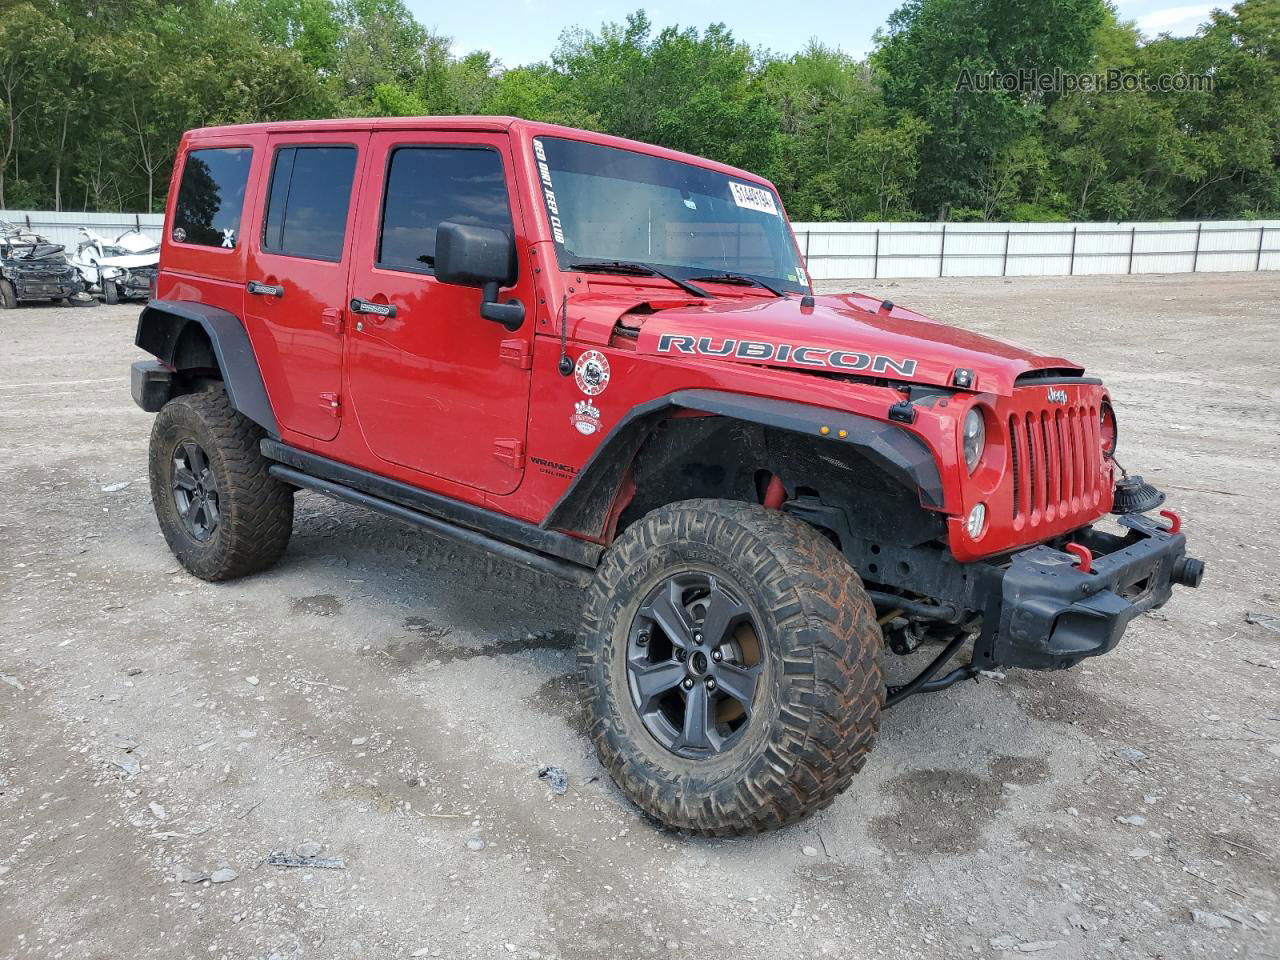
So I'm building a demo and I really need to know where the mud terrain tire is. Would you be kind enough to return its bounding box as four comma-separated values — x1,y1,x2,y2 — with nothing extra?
148,390,293,581
579,499,883,835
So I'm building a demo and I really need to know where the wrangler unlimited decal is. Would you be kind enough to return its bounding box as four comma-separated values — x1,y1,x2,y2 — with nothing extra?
656,333,919,377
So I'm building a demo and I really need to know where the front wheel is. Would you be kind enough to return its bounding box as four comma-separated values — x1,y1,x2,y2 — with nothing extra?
102,279,120,305
0,279,16,309
578,499,883,835
148,390,294,581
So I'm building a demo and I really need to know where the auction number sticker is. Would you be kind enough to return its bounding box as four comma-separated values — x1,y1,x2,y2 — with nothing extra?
729,182,779,216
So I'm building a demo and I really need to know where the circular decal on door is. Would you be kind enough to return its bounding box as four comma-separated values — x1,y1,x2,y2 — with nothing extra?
574,350,611,396
571,399,602,436
172,227,186,243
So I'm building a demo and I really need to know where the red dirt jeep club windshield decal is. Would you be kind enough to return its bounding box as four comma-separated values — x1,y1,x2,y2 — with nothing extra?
532,139,565,245
655,334,919,377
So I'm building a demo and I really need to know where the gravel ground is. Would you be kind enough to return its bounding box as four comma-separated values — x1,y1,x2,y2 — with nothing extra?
1,272,1278,960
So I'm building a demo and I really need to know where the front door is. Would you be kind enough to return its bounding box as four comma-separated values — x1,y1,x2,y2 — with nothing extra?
345,132,534,495
243,132,367,442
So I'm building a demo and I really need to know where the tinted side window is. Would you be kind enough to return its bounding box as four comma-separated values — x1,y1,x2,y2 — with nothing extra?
173,148,252,248
378,147,512,273
262,146,357,261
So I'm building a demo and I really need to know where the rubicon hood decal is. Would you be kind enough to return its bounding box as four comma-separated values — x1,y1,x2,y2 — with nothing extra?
656,334,918,378
628,292,1082,396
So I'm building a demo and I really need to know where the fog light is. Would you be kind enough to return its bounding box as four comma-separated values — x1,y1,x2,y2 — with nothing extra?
966,503,987,539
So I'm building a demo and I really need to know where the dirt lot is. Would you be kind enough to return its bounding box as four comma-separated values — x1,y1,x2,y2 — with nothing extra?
1,272,1278,960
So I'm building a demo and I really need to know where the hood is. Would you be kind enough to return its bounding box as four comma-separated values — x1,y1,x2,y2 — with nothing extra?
94,251,160,269
113,231,160,255
582,290,1080,396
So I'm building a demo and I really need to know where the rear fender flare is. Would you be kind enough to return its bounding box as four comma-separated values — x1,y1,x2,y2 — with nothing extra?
135,299,278,436
542,388,944,538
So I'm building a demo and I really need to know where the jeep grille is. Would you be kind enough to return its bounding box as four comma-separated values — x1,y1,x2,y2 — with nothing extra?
1006,403,1106,529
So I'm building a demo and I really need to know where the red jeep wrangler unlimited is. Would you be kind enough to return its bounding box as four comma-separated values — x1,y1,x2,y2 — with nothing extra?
131,117,1203,834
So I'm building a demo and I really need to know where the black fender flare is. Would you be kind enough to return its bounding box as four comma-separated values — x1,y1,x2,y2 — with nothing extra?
135,299,278,436
542,388,944,536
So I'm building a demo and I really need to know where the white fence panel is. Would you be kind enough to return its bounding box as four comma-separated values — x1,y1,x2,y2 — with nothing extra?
6,210,1278,280
793,219,1280,280
1,210,165,251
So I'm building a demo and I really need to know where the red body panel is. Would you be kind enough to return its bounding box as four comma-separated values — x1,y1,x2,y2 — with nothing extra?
155,116,1115,563
243,130,369,442
341,130,536,495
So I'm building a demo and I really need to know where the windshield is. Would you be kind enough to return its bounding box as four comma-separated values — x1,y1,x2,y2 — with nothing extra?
532,136,810,294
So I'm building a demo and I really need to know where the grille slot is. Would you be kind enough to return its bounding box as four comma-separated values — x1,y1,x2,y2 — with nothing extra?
1009,415,1022,517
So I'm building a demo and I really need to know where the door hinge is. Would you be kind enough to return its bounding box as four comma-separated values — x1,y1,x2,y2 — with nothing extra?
493,438,524,469
498,338,532,370
320,392,341,416
321,307,344,334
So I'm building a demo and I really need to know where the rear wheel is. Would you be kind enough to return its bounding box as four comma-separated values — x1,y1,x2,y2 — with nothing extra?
148,390,293,581
579,499,883,835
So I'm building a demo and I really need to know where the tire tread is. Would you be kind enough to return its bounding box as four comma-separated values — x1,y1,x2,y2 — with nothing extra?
578,498,883,835
148,390,292,581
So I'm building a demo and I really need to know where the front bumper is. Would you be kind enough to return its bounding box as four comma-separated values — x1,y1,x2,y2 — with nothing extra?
983,512,1202,670
114,266,157,298
4,262,81,300
14,273,80,300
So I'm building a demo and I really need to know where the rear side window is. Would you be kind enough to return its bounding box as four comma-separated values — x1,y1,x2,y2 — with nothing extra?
262,146,358,261
172,148,252,248
378,147,512,273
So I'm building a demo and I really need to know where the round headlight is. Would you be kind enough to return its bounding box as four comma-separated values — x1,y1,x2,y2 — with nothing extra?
966,502,987,539
962,408,986,473
1100,402,1117,456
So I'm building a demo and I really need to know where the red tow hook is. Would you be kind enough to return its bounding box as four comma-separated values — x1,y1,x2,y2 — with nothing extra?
763,474,786,510
1065,542,1093,574
1159,509,1182,534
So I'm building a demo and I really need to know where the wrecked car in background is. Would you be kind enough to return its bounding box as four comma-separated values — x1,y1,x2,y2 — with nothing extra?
0,220,83,308
70,227,159,303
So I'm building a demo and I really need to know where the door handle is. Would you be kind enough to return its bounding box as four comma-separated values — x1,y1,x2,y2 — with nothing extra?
350,297,396,319
246,280,284,297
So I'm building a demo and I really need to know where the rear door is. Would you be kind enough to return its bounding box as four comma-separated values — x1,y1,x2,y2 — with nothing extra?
345,131,534,495
243,132,367,442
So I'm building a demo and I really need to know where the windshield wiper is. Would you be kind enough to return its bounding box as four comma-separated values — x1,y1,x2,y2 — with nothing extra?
569,260,711,299
688,272,786,297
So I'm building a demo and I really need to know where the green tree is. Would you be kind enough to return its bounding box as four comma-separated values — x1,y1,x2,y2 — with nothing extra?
0,0,1275,221
874,0,1107,219
553,12,781,174
481,64,597,127
1044,0,1280,220
0,4,73,207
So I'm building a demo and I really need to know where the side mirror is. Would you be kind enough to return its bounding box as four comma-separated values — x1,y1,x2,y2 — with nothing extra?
434,221,524,331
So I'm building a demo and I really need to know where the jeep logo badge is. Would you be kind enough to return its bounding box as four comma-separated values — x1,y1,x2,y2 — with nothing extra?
1046,388,1068,405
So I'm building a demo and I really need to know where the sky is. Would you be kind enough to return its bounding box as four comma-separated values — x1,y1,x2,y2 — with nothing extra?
405,0,1221,67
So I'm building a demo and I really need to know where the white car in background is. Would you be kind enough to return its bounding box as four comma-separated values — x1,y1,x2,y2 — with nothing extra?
70,227,159,303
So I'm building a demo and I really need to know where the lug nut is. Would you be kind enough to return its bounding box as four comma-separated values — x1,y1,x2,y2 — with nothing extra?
712,649,723,662
676,650,687,662
705,678,717,691
682,678,694,690
692,631,703,644
637,631,649,646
